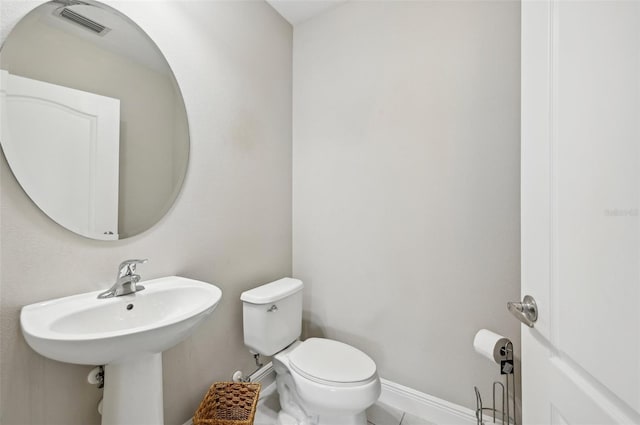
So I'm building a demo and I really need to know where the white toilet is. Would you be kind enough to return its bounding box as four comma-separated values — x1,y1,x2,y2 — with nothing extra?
241,278,381,425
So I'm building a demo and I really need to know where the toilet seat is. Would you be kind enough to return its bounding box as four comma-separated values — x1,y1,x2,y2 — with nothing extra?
289,338,377,385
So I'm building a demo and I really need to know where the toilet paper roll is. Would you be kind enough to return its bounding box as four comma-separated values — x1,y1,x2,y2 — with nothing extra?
473,329,510,364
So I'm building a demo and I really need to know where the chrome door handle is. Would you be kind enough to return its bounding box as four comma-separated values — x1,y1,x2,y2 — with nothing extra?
507,295,538,328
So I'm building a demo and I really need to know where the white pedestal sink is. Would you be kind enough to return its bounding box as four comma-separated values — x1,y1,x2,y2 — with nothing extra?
20,276,222,425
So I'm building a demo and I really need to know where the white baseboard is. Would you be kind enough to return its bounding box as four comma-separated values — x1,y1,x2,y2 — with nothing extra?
184,367,475,425
379,378,476,425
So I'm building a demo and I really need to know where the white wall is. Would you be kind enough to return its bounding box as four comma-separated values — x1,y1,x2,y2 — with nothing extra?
0,1,292,424
292,0,521,411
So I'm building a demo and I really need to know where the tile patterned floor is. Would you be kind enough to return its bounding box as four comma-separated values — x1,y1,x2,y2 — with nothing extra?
366,402,436,425
254,389,436,425
253,386,280,425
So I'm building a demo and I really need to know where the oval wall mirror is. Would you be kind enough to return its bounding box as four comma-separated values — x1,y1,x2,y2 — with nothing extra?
0,0,189,240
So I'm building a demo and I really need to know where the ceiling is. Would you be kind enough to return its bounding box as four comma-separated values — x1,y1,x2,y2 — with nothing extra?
265,0,348,25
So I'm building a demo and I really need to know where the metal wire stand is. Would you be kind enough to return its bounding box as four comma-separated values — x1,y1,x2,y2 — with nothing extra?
474,341,516,425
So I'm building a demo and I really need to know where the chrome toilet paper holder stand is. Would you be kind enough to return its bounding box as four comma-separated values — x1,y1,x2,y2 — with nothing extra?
474,340,517,425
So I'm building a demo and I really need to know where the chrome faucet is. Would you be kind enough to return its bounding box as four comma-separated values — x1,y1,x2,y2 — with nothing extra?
97,259,148,299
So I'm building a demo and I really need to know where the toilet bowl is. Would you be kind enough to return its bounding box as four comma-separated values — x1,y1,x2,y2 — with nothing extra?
241,278,381,425
274,339,381,424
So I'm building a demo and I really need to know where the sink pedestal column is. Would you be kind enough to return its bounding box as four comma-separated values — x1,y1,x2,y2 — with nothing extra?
102,353,164,425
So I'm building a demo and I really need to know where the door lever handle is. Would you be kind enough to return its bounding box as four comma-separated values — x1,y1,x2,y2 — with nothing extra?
507,295,538,328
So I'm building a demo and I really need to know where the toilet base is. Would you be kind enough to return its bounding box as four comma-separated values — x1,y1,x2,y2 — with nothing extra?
276,371,312,425
275,370,371,425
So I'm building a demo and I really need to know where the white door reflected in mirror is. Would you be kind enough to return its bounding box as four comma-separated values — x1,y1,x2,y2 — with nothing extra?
1,70,120,239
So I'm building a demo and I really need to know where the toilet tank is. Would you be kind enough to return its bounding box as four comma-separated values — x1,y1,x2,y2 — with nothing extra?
241,278,303,356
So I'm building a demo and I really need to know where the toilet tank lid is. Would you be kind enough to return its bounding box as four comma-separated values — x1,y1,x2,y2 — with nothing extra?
240,278,303,304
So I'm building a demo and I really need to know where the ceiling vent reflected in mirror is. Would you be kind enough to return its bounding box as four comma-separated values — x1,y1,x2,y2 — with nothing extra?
57,6,111,36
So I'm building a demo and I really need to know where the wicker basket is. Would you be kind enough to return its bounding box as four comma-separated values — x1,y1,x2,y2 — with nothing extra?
193,382,261,425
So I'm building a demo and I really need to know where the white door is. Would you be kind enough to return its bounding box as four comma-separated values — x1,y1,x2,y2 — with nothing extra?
521,1,640,423
0,70,120,239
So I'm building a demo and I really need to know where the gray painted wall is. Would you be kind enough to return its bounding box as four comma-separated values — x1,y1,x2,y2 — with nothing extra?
0,1,292,424
292,0,521,412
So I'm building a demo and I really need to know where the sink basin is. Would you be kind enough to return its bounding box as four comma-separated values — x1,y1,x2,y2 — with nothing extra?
21,276,222,365
20,276,222,425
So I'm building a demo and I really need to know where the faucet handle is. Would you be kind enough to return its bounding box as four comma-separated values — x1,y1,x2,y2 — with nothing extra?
118,258,148,277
